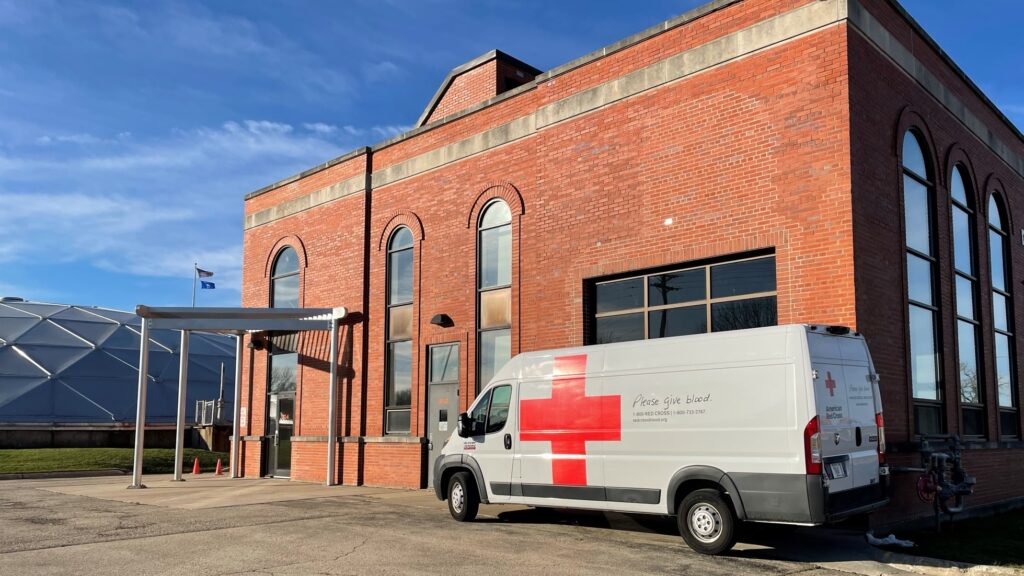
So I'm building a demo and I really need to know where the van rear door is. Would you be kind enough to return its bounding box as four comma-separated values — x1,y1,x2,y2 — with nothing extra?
807,332,880,494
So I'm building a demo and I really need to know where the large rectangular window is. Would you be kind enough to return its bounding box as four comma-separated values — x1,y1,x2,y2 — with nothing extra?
590,255,777,344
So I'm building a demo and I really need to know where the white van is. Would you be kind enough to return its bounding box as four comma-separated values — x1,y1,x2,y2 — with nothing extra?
434,324,889,554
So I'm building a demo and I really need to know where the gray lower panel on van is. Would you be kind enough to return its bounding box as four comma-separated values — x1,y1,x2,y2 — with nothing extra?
731,473,818,522
730,473,887,523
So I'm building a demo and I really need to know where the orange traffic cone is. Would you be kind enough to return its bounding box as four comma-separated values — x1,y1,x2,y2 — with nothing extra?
214,459,223,476
192,457,201,475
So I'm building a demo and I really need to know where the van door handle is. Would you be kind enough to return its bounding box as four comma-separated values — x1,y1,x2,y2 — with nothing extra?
504,433,512,450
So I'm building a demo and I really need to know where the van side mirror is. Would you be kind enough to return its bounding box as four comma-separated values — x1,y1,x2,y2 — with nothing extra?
457,413,473,438
457,412,485,437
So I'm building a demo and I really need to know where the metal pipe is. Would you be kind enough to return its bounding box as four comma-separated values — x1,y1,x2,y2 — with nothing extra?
128,318,151,489
326,320,339,486
173,330,189,481
231,333,243,478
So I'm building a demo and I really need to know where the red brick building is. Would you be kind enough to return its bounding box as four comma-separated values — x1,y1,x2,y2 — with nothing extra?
237,0,1024,526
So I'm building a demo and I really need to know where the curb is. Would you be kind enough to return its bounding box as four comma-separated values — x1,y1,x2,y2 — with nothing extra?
0,469,128,481
871,548,1022,576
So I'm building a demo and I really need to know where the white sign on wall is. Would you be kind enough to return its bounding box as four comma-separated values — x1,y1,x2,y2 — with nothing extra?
239,407,247,427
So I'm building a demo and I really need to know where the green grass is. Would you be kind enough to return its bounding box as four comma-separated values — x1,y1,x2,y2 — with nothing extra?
899,508,1024,569
0,448,229,475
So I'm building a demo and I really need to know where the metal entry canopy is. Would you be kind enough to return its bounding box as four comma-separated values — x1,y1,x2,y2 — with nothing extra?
130,306,348,489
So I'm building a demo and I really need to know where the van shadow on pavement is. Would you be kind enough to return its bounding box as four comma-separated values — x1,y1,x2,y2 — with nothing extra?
489,507,881,565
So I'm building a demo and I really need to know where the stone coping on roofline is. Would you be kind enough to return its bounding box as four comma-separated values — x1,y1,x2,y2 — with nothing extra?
243,0,1024,203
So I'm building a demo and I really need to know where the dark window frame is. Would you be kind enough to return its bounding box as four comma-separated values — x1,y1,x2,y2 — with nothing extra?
989,193,1019,438
587,253,778,345
267,246,299,472
901,129,945,436
427,342,460,386
467,384,512,436
385,227,414,435
950,164,985,437
476,200,512,393
270,246,300,309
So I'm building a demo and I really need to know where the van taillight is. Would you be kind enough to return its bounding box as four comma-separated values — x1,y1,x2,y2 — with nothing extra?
804,416,822,475
876,412,886,464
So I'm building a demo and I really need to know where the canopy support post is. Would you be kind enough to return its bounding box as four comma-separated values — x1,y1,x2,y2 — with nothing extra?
231,333,244,478
128,318,151,489
326,319,339,486
172,330,190,481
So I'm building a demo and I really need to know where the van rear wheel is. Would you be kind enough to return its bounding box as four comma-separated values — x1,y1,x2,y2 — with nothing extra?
677,489,736,555
447,471,479,522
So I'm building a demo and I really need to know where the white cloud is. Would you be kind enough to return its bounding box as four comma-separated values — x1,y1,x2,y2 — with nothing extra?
372,125,412,139
0,192,193,263
0,117,396,300
1,119,341,176
236,120,293,135
35,133,107,145
301,122,411,141
303,122,338,135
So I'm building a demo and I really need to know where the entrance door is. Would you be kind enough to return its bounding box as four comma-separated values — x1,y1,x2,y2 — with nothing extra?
427,343,459,488
267,393,294,478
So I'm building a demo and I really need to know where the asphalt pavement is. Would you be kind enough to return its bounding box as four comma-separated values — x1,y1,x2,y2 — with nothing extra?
0,474,929,576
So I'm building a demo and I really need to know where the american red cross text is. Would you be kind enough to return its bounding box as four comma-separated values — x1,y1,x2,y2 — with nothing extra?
518,354,621,486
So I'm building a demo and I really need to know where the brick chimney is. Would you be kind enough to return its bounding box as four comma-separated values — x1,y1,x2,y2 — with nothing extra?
417,50,541,127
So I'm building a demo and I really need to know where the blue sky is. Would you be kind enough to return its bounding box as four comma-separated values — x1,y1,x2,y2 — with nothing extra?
1,0,1021,312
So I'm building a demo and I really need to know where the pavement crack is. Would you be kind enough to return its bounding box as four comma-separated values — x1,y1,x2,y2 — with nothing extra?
337,535,369,560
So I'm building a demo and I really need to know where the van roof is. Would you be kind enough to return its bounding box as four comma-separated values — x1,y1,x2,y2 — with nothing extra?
488,324,856,383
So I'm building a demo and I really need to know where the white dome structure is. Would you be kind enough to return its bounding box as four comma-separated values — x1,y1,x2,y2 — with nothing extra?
0,298,235,426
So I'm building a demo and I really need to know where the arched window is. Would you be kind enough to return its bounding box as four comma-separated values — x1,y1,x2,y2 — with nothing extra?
902,130,943,435
385,227,414,434
989,193,1018,437
951,165,984,436
271,247,300,308
477,200,512,391
267,246,299,477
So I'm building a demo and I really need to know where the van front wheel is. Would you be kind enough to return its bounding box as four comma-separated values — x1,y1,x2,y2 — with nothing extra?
447,471,479,522
677,489,736,555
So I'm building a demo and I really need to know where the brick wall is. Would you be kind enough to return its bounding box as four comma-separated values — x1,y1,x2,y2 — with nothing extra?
362,442,424,488
235,0,1024,526
425,60,499,124
241,439,262,478
849,0,1024,525
851,2,1024,442
290,440,328,483
242,6,855,489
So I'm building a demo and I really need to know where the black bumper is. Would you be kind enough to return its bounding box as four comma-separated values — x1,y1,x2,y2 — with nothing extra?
807,475,890,523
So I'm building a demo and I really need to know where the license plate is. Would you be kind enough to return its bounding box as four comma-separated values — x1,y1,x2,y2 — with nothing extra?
829,462,847,479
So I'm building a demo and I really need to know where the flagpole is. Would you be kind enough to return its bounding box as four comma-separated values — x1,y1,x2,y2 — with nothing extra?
191,262,197,308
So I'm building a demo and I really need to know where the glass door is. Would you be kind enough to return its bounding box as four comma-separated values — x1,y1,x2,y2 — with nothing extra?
267,393,294,477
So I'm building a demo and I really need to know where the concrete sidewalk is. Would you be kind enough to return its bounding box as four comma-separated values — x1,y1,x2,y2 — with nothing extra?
6,474,1009,575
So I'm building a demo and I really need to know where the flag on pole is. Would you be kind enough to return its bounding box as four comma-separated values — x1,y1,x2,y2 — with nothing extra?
201,281,216,289
197,268,214,278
